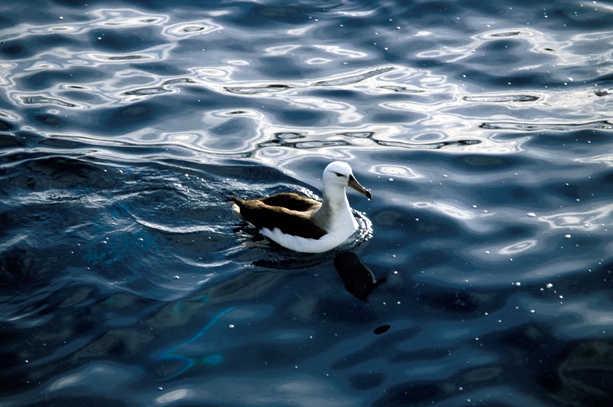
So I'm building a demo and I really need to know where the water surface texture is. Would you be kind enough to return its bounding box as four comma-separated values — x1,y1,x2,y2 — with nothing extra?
2,0,613,406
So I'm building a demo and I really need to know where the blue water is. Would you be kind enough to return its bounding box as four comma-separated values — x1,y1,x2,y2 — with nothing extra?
2,0,613,406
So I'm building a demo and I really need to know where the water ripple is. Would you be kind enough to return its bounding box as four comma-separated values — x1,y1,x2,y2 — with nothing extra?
480,119,613,131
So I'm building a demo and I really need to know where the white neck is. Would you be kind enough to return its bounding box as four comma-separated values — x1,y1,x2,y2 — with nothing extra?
313,184,355,231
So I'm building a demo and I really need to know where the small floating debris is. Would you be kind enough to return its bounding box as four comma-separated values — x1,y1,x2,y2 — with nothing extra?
489,30,523,37
378,85,425,94
224,84,293,95
373,324,391,335
314,66,394,87
595,88,612,97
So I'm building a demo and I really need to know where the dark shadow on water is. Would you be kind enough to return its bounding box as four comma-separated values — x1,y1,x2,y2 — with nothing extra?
333,251,386,302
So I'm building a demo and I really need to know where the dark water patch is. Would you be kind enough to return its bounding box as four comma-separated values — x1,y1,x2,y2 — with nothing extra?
0,42,29,58
392,347,460,365
461,66,555,88
411,249,458,271
101,101,168,133
0,133,24,149
417,289,507,316
306,88,361,102
455,154,519,171
32,113,64,128
479,38,524,56
89,26,163,52
544,341,613,406
350,371,386,390
549,6,613,30
19,395,130,407
18,67,108,92
36,135,94,150
233,3,309,26
0,118,15,131
120,61,186,76
331,326,420,370
0,31,79,59
275,109,326,126
0,247,44,286
373,381,443,406
408,1,461,19
22,156,115,190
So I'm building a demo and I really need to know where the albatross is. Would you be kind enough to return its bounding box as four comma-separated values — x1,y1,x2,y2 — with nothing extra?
231,161,371,253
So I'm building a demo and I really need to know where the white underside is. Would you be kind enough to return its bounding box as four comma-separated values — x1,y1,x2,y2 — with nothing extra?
234,202,359,253
260,224,357,253
231,204,243,220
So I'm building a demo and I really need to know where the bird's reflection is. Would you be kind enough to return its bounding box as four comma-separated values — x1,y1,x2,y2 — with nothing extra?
333,251,386,301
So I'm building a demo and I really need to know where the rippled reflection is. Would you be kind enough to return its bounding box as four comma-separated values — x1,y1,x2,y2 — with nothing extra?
539,203,613,231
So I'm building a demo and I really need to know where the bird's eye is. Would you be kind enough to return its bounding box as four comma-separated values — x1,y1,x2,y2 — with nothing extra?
334,172,344,177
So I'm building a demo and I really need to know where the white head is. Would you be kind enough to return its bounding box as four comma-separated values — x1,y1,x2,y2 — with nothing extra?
323,161,371,199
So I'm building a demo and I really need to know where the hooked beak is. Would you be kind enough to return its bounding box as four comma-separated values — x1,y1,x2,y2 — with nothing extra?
348,174,372,200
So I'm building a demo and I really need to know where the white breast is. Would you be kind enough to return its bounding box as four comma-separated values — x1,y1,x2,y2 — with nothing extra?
260,221,357,253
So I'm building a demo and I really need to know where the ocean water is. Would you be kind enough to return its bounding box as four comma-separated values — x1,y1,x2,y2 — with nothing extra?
1,0,613,406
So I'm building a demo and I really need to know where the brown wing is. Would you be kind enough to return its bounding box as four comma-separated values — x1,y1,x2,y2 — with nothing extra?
258,193,320,212
231,195,326,239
